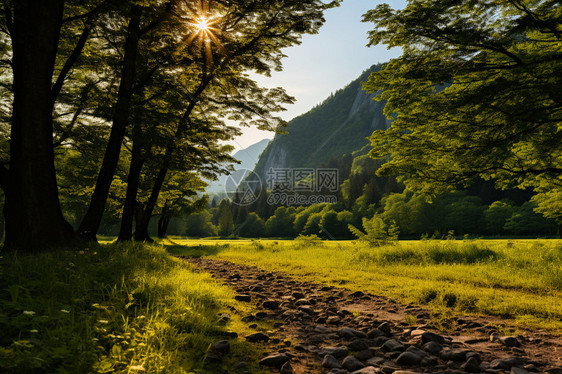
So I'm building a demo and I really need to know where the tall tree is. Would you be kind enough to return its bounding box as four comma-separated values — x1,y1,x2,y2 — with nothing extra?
363,1,562,210
2,0,76,250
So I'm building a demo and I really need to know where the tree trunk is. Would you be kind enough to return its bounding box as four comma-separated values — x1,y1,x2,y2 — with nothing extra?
157,205,171,238
117,128,145,241
3,0,77,251
77,7,141,241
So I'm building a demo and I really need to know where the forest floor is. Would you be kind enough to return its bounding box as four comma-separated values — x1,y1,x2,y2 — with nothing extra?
183,254,562,374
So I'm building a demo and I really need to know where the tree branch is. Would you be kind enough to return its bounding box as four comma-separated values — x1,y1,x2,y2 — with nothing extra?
51,15,94,106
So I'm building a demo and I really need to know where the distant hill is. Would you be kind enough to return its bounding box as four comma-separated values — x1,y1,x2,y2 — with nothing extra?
253,64,390,178
207,138,270,195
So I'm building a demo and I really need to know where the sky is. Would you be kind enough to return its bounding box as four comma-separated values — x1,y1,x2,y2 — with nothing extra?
230,0,406,151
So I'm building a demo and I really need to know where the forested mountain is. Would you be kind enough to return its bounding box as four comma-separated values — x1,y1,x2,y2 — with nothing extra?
207,138,270,195
254,64,390,178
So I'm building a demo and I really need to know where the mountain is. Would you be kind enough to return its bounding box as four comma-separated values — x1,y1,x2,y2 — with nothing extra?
207,138,270,195
253,64,390,178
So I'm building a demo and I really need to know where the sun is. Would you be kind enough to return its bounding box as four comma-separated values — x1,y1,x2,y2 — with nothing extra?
195,17,210,32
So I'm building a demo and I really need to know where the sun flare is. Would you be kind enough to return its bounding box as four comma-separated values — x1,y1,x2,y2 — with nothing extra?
195,17,210,32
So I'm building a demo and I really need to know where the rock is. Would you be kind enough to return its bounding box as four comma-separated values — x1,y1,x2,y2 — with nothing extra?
348,339,370,351
367,328,385,338
298,305,315,315
439,349,470,362
501,336,521,347
340,327,367,339
420,331,445,345
511,368,529,374
342,356,366,371
461,357,481,373
255,311,268,319
245,332,269,343
378,322,392,335
259,353,291,368
422,341,442,354
205,352,221,363
262,300,280,310
396,351,422,366
366,356,385,366
327,316,342,324
490,357,526,370
405,346,426,358
235,294,251,302
382,339,405,352
356,349,374,361
314,325,333,334
280,361,294,373
211,340,230,355
322,354,342,369
352,367,379,374
292,292,305,299
318,346,349,358
328,369,349,374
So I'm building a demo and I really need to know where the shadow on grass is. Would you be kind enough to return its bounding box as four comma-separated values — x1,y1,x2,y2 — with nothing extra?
163,238,230,258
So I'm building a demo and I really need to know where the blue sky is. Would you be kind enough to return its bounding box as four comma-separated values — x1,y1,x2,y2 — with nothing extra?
232,0,406,150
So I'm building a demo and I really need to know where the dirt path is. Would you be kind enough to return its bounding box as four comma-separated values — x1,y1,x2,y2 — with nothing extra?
184,257,562,374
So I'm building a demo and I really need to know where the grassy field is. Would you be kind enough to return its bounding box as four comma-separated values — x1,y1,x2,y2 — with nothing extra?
0,243,269,374
167,238,562,332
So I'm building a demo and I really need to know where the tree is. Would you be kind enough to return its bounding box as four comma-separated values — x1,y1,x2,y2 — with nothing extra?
237,213,266,238
2,0,79,250
217,199,234,237
363,1,562,213
484,200,515,235
265,206,296,237
183,210,217,237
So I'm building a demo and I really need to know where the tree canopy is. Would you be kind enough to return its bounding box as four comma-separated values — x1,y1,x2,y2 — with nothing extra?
363,0,562,218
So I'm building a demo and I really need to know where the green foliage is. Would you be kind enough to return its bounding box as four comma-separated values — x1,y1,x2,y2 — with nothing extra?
237,213,266,238
348,215,398,246
183,211,218,238
265,207,297,237
484,200,515,235
217,200,234,237
504,201,557,235
363,0,562,220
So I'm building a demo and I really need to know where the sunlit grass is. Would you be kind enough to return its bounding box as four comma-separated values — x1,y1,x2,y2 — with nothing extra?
169,238,562,332
0,242,268,373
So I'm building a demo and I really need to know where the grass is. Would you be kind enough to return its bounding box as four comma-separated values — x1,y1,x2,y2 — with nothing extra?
0,242,270,374
167,238,562,333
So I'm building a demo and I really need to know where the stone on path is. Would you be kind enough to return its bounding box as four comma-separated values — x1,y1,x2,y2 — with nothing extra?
245,332,269,343
342,356,366,371
259,353,291,368
322,354,341,369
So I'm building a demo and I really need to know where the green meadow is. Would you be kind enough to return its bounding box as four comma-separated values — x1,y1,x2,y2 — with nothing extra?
169,238,562,332
0,243,269,374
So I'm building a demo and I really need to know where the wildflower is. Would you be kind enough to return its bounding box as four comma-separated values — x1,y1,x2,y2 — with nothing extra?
98,319,109,324
23,310,35,316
